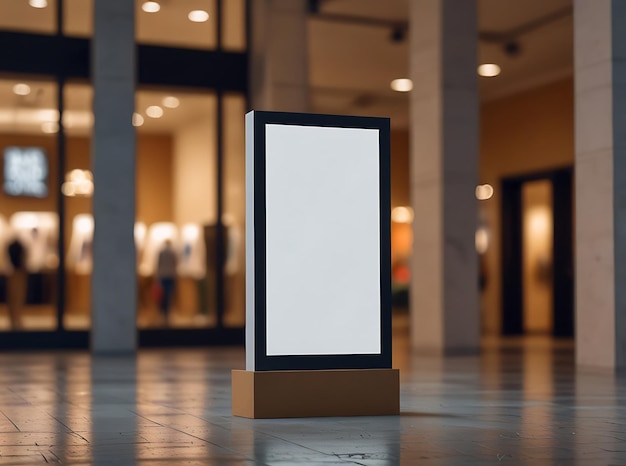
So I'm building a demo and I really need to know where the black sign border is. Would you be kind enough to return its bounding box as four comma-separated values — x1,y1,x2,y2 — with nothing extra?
252,111,392,371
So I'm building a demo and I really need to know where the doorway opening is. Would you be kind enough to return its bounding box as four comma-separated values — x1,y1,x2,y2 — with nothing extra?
501,168,574,337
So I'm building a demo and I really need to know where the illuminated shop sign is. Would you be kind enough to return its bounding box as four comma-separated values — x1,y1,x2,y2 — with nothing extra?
3,146,48,198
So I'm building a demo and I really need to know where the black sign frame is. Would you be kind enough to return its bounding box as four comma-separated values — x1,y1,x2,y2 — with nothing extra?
249,110,392,371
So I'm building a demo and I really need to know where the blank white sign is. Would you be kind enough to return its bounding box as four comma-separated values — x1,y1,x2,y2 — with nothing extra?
265,124,381,356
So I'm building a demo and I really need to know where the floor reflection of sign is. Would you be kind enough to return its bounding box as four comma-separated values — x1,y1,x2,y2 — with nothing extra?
3,147,48,198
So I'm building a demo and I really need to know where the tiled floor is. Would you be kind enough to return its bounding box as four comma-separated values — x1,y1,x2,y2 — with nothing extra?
0,330,624,464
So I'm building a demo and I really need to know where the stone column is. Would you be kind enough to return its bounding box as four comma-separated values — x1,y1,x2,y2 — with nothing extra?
250,0,309,112
409,0,480,354
91,0,136,353
574,0,626,370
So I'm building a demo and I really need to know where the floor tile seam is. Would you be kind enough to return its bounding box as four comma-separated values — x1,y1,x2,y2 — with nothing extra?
130,409,255,461
260,429,385,461
0,410,21,432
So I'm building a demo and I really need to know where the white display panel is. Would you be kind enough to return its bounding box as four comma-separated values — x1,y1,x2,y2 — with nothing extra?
264,124,381,356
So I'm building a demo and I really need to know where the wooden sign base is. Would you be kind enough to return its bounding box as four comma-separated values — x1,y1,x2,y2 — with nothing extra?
232,368,399,419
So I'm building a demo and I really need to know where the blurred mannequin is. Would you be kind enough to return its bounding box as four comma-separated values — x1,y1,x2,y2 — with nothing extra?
7,237,27,330
157,239,178,324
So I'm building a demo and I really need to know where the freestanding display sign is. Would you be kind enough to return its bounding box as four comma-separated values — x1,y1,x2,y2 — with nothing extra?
232,111,399,418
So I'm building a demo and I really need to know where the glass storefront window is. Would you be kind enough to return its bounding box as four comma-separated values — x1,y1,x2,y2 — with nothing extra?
135,88,218,329
0,0,57,35
0,76,59,331
223,93,246,327
63,82,93,330
222,0,246,51
64,0,92,38
136,0,217,50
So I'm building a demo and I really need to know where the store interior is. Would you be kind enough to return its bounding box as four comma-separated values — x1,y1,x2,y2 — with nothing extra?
0,78,247,331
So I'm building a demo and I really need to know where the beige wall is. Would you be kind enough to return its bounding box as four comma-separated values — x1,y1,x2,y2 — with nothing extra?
173,114,217,226
136,134,174,224
480,78,574,335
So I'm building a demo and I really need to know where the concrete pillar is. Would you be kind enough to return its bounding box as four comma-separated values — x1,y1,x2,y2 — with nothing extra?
574,0,626,370
91,0,136,353
250,0,309,112
409,0,480,354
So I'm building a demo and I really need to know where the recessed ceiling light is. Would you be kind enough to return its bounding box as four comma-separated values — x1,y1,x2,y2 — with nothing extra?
13,83,31,96
188,10,209,22
41,121,59,134
142,1,160,13
390,78,413,92
162,96,180,108
132,113,144,127
28,0,48,8
477,63,501,77
475,184,494,200
146,106,163,118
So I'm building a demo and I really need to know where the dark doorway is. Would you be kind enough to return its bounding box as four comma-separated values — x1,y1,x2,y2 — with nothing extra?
501,167,574,337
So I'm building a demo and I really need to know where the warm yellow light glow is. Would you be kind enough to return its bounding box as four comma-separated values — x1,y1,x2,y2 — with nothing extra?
188,10,210,22
135,223,147,245
475,227,490,254
390,78,413,92
142,1,160,13
529,208,550,236
146,106,163,118
13,83,31,96
61,182,76,197
475,184,494,201
391,206,414,224
162,96,180,108
63,170,94,197
182,224,200,241
478,63,501,77
75,215,93,234
38,109,60,122
29,0,48,8
132,113,144,127
41,121,59,134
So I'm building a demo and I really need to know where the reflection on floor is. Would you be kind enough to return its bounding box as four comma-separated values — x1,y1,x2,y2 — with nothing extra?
0,327,624,464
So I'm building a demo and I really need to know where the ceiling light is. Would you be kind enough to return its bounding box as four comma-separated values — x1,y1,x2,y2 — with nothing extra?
28,0,48,8
41,121,59,134
390,78,413,92
13,83,31,96
475,184,494,200
188,10,209,22
132,113,144,127
146,106,163,118
162,96,180,108
477,63,501,77
142,1,160,13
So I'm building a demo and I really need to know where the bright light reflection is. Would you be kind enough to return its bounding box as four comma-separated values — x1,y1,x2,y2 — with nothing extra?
188,10,210,22
146,106,163,118
475,227,489,254
475,184,494,201
391,206,414,224
13,83,31,96
478,63,501,77
132,113,144,127
29,0,48,8
162,96,180,108
390,78,413,92
142,1,160,13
